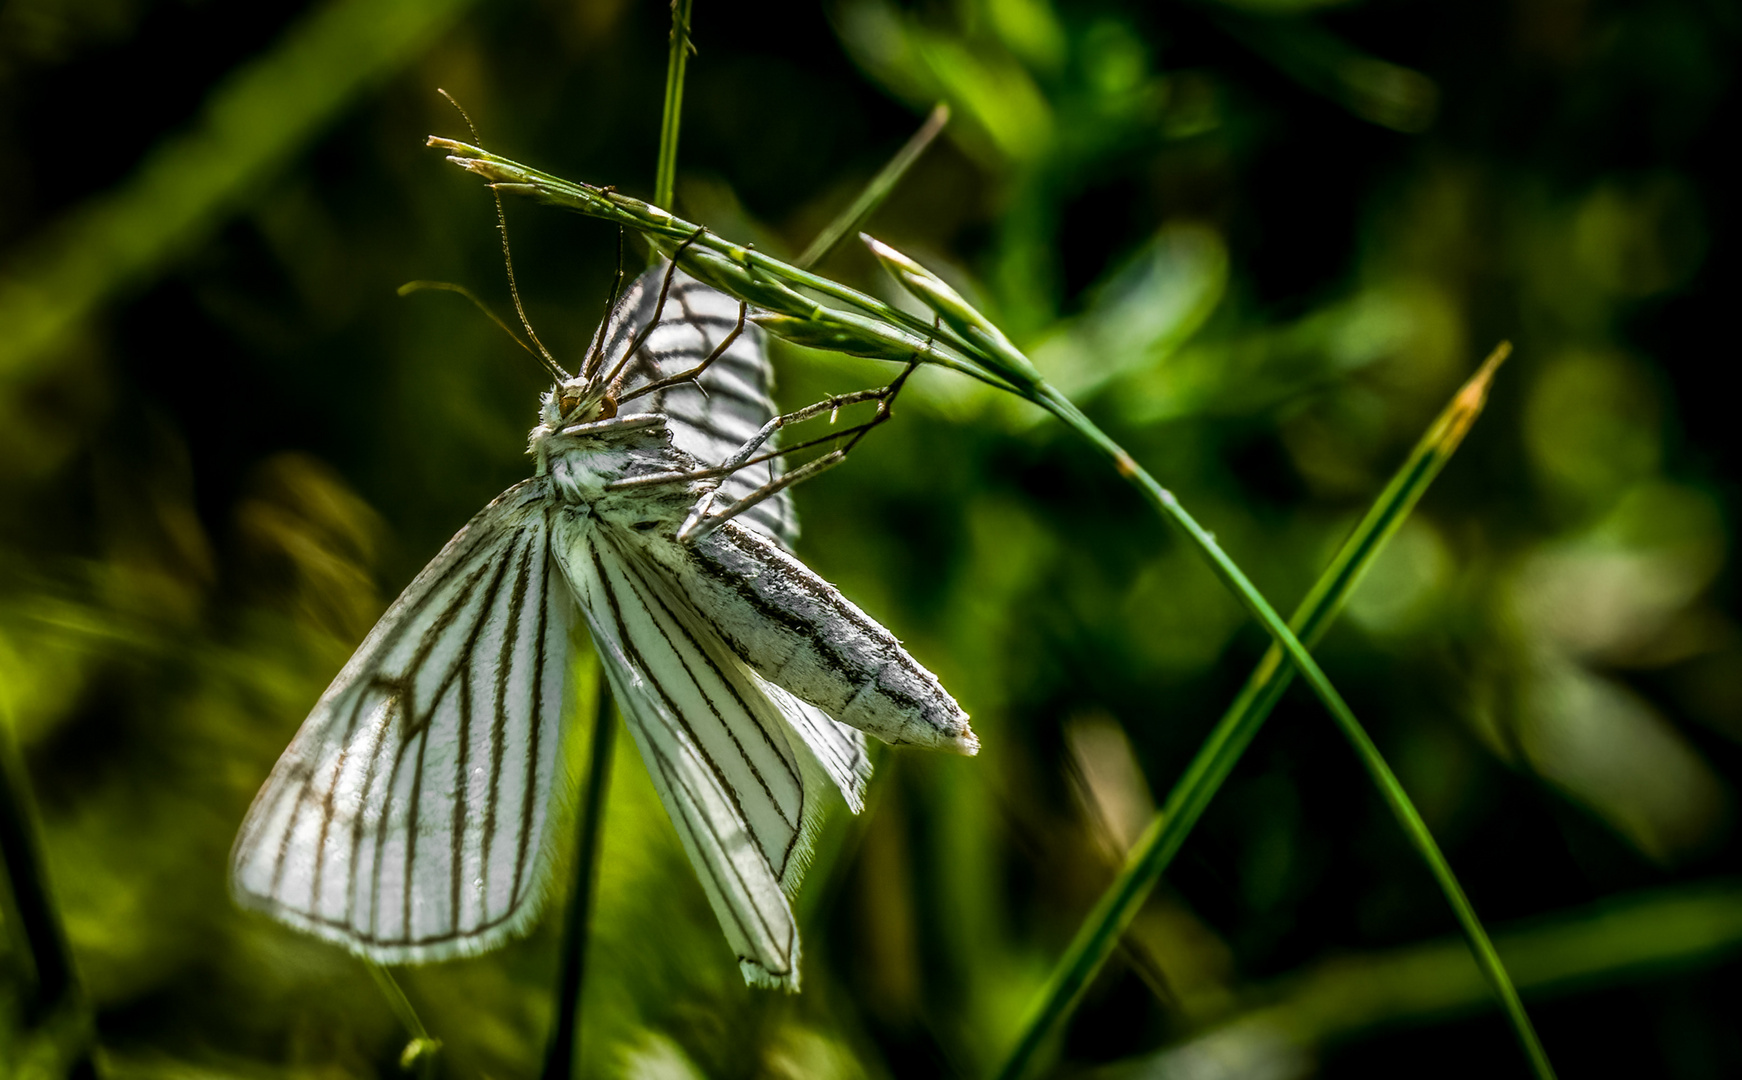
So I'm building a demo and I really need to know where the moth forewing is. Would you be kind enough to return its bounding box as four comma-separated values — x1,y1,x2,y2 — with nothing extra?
230,479,576,962
643,520,977,755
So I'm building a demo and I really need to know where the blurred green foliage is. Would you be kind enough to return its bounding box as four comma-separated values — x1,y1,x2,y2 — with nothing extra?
1,0,1738,1077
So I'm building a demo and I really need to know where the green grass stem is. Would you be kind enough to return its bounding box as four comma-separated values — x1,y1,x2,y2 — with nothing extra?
1,712,97,1076
795,103,951,270
546,6,689,1060
653,0,695,212
541,678,618,1080
364,961,439,1079
428,139,1013,387
1156,879,1742,1066
1023,380,1554,1080
991,344,1515,1079
430,145,1552,1080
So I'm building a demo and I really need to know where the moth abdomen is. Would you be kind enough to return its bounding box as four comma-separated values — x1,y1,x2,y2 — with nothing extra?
662,521,976,756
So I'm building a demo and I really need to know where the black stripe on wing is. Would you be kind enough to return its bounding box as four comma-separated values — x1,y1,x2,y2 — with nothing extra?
230,479,574,962
591,265,800,549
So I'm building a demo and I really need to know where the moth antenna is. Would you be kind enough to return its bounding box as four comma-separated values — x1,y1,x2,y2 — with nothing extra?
437,88,483,144
493,188,570,383
397,280,546,362
437,89,570,383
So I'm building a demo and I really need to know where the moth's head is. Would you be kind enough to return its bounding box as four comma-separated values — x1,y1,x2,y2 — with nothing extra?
540,375,618,429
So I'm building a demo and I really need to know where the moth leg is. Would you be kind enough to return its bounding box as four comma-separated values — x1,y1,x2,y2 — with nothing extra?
679,449,849,545
579,226,629,381
676,361,920,545
615,299,748,406
602,227,708,395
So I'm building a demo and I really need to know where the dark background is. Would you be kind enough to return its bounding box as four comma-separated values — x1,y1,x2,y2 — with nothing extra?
1,0,1738,1076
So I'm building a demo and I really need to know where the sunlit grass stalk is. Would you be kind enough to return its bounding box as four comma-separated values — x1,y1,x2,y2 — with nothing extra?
992,344,1515,1080
0,725,74,1015
541,11,691,1070
428,142,1552,1079
541,677,617,1080
1024,375,1553,1080
795,103,950,270
365,961,439,1079
429,139,1014,390
857,245,1551,1080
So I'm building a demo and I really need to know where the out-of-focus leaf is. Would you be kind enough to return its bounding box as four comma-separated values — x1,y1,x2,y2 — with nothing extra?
835,0,1055,166
1101,882,1742,1078
1029,222,1229,402
1113,281,1460,424
0,0,482,386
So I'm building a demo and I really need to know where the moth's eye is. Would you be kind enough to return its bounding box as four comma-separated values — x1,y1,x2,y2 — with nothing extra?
559,392,581,414
599,395,618,420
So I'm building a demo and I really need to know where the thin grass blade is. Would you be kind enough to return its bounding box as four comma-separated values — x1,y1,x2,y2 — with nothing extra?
430,150,1550,1077
858,251,1542,1080
365,961,440,1080
541,676,617,1080
654,0,695,211
796,103,950,270
1147,879,1742,1071
1,712,97,1076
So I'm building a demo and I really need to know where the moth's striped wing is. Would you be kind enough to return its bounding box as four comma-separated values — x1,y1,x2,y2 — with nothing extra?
591,264,800,549
231,479,572,962
559,520,829,989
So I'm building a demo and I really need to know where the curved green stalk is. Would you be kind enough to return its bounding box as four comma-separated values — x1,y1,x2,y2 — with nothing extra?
431,145,1553,1080
993,346,1526,1079
1,712,97,1076
427,139,1012,388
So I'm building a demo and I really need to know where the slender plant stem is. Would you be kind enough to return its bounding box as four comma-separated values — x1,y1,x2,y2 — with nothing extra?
849,242,1547,1078
0,724,77,1019
540,12,684,1072
795,103,950,271
654,0,695,212
541,680,618,1080
365,961,438,1080
1014,382,1554,1080
1,714,99,1078
430,145,1553,1080
994,345,1516,1079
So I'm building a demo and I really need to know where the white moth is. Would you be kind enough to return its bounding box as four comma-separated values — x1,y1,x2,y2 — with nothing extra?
230,261,978,990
